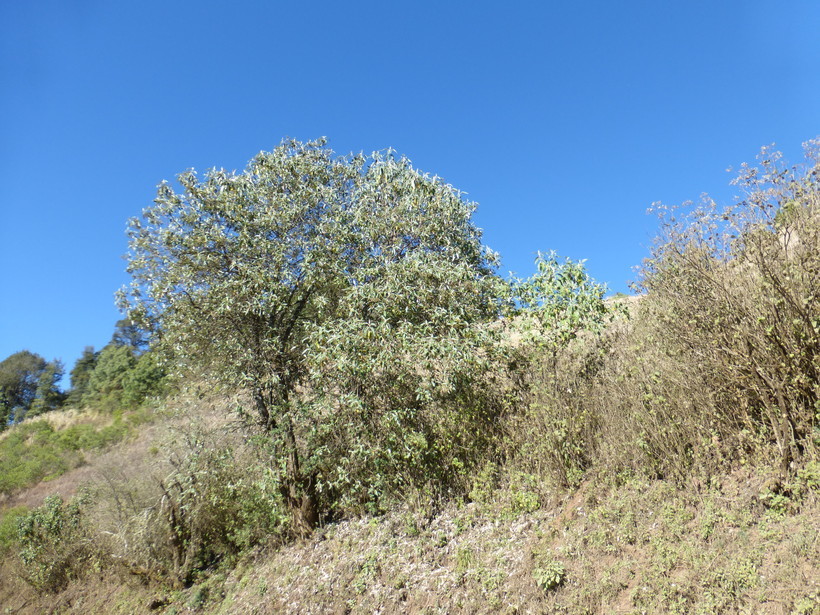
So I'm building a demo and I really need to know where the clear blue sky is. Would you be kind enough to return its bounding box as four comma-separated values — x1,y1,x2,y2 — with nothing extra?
1,1,819,383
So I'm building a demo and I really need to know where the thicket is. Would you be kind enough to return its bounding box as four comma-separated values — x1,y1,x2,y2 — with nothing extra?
639,143,820,476
506,140,820,488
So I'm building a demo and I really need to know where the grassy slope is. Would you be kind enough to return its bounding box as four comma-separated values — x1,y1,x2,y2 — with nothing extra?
0,405,817,615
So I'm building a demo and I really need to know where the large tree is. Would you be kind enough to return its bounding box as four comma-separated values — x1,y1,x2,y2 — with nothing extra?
0,351,63,427
120,139,507,529
28,359,65,417
109,318,150,352
67,346,98,407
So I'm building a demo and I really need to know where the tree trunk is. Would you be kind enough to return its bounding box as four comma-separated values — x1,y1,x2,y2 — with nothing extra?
254,390,319,535
280,417,318,535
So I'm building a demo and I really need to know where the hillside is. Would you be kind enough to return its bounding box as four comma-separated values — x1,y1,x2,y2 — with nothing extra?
0,402,817,613
1,141,819,614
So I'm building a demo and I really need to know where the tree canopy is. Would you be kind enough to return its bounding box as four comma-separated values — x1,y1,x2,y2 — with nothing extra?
0,351,64,428
120,138,508,528
66,347,98,407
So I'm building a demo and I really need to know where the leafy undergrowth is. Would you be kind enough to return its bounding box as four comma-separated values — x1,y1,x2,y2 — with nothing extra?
3,462,817,615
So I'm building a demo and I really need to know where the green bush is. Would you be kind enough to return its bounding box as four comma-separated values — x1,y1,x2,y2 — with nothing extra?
16,491,102,592
0,422,77,494
57,422,129,451
0,506,28,553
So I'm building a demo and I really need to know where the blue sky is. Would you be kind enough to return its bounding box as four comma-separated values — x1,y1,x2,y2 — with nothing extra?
1,1,819,382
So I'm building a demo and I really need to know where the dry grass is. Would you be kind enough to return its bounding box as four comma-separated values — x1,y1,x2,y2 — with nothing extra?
4,462,816,614
183,468,820,615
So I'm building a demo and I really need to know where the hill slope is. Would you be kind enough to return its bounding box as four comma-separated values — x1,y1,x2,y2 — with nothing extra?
1,402,817,614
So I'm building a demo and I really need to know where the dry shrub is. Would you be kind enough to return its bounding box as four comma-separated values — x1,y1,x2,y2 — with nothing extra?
93,411,289,587
637,140,820,475
505,329,611,487
582,299,725,480
507,139,820,487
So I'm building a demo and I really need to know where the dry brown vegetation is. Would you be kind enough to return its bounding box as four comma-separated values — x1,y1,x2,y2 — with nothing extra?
2,460,817,614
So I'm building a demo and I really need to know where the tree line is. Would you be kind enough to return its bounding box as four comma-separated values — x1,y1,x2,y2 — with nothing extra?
0,319,166,429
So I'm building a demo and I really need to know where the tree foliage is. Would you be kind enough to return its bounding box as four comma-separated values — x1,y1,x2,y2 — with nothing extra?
109,318,150,352
84,344,138,407
67,347,98,407
0,351,63,428
79,344,165,410
68,319,165,411
120,139,507,528
28,360,65,418
503,254,623,487
510,250,617,348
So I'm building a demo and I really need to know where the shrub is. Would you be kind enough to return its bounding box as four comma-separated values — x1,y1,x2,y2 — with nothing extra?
97,419,288,587
153,443,288,585
639,140,820,475
533,560,566,592
16,491,102,592
0,506,28,553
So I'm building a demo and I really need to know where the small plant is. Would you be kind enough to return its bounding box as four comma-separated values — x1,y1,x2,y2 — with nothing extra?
402,513,420,537
469,462,499,505
455,546,476,575
533,560,566,592
794,461,820,497
188,585,209,610
761,489,791,516
792,593,819,614
256,578,268,596
510,489,540,515
392,573,409,590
